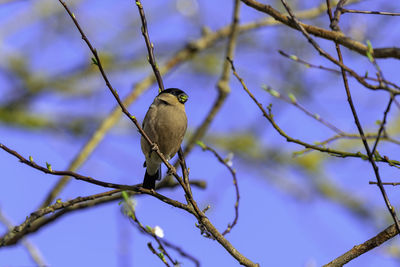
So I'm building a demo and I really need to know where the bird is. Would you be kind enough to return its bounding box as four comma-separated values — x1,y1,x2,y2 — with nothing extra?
140,88,188,190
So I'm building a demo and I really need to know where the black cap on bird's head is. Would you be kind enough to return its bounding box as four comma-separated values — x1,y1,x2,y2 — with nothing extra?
159,88,188,104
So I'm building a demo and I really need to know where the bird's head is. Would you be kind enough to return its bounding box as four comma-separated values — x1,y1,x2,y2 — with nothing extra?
159,88,188,104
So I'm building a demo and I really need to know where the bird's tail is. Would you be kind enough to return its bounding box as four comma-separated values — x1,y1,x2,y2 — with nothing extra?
142,166,161,189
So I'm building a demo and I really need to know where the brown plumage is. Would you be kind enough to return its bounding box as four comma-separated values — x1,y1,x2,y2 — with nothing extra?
140,88,188,189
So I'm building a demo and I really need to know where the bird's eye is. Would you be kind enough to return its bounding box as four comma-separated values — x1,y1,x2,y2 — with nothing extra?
178,94,188,103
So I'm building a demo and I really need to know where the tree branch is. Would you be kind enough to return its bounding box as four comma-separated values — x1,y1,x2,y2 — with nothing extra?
56,2,258,266
240,0,400,59
42,0,350,207
0,182,199,247
323,223,399,266
0,208,48,266
227,59,400,169
321,0,400,235
341,8,400,16
197,142,240,236
133,0,164,91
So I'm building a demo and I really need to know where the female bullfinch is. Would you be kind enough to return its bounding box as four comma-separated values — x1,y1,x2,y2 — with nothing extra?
140,88,188,189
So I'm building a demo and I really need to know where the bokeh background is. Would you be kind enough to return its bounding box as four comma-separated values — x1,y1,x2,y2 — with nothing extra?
0,0,400,266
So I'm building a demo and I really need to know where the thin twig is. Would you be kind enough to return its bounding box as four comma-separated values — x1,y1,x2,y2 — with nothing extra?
369,181,400,186
326,0,334,21
371,95,395,155
57,1,160,159
240,0,400,94
395,98,400,110
323,222,399,266
135,0,192,206
267,84,398,155
158,0,361,164
57,2,257,266
0,208,48,266
363,41,396,156
162,239,200,267
183,0,242,164
133,1,164,92
341,8,400,16
197,142,240,236
217,0,241,94
227,59,400,169
0,190,120,246
178,149,193,200
322,0,400,235
1,179,205,247
205,0,241,237
123,192,201,266
239,0,400,59
278,50,400,90
57,0,193,200
122,192,176,267
147,243,170,267
330,0,348,31
0,143,138,190
294,132,400,156
277,0,398,94
264,86,344,135
135,0,194,196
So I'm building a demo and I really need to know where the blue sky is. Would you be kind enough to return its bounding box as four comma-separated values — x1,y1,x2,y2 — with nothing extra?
1,0,400,266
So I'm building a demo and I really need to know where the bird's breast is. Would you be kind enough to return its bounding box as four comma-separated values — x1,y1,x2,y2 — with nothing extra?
142,104,187,159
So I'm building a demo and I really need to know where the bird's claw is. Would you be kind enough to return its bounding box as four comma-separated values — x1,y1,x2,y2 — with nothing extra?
151,143,159,152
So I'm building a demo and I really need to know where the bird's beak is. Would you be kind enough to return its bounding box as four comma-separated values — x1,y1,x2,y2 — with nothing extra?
178,93,188,104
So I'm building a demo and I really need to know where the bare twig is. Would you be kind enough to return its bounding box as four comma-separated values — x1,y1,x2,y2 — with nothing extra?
369,181,400,186
323,222,399,266
341,8,400,16
42,1,358,208
202,0,241,237
278,50,400,90
184,0,242,158
294,132,400,156
277,0,399,94
57,2,258,266
57,0,192,199
133,0,164,91
0,143,138,190
265,84,399,154
1,179,205,247
264,86,344,135
147,243,171,267
147,243,170,267
241,0,400,94
330,0,348,31
1,190,121,246
39,86,143,208
172,2,360,188
395,99,400,110
227,59,400,168
217,0,241,94
134,0,192,207
122,192,201,266
0,208,48,266
197,142,240,236
135,0,196,196
323,0,400,235
179,0,352,175
334,77,400,231
371,95,395,155
122,192,176,267
239,0,400,60
178,149,193,200
162,239,200,267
